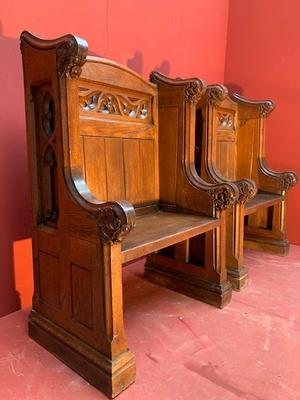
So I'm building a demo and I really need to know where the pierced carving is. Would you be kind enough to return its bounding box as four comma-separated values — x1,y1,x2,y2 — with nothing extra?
217,112,234,130
259,101,275,117
206,85,228,106
208,185,236,211
236,179,257,204
95,202,136,244
184,81,203,104
57,36,88,79
279,172,299,190
79,90,149,119
42,91,55,136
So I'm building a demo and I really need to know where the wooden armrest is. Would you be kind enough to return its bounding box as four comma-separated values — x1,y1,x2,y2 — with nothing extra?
206,181,239,211
258,159,298,192
235,179,257,203
186,169,239,211
95,201,136,244
67,171,136,244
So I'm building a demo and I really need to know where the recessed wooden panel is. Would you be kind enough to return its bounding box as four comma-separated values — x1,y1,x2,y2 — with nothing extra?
236,119,256,180
39,251,60,309
139,140,156,205
71,264,93,329
216,141,237,180
105,138,126,200
123,139,141,205
83,135,157,206
80,118,154,140
82,136,107,200
70,237,97,269
158,105,178,204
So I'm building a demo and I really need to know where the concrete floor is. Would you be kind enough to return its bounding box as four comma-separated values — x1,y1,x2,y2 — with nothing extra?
0,246,300,400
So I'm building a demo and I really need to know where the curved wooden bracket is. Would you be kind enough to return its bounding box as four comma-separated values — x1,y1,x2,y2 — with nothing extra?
236,179,257,204
95,201,136,244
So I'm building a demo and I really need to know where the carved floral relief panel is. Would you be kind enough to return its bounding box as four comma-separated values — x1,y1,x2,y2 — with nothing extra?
216,111,234,131
78,87,151,121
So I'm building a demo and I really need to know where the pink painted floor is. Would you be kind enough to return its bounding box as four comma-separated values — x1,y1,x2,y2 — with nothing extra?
1,246,300,400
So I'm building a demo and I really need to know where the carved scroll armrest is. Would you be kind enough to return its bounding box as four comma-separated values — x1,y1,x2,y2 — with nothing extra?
258,160,299,192
95,201,136,244
235,179,257,204
67,173,136,244
183,160,239,212
206,182,239,211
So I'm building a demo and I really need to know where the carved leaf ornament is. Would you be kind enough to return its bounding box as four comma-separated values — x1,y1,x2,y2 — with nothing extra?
79,90,149,120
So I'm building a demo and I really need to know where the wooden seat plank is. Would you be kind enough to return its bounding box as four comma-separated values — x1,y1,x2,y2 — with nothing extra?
121,211,220,263
245,193,283,216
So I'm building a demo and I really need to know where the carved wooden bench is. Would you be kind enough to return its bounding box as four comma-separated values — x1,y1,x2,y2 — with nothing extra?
151,72,298,291
21,32,238,398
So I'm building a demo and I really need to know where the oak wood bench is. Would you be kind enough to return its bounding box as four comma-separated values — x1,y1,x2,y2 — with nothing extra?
151,72,298,290
21,32,238,398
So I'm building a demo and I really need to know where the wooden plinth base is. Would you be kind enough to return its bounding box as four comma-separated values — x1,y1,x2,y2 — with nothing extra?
244,237,290,256
29,310,135,399
144,255,232,309
227,267,248,291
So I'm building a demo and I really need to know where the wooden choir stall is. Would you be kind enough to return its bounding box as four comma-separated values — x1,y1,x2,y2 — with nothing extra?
151,72,298,290
20,32,239,398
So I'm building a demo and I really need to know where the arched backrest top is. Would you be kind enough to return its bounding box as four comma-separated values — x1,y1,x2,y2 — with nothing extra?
81,57,157,96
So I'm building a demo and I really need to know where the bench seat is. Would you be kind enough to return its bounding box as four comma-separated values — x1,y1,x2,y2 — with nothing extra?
245,193,283,216
122,211,220,263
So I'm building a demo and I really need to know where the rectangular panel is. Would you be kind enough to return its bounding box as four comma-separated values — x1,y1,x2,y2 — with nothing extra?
39,252,60,309
216,141,236,180
123,138,141,205
139,140,156,205
71,264,93,329
236,119,256,180
38,227,59,256
158,106,178,204
105,138,126,201
80,119,154,140
70,237,97,269
82,136,107,201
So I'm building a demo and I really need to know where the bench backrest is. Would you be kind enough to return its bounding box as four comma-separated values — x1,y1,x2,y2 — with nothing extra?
69,57,159,211
197,85,274,184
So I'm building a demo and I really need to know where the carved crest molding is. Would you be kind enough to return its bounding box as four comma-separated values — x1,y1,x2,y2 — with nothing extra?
57,36,88,79
184,81,203,104
259,101,275,118
206,85,228,106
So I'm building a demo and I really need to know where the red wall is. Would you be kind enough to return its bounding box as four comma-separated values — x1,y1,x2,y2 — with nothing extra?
225,0,300,245
0,0,229,316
